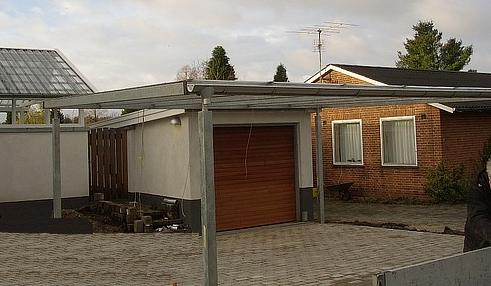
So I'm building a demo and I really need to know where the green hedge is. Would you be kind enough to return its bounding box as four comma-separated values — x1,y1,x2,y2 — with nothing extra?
425,162,470,203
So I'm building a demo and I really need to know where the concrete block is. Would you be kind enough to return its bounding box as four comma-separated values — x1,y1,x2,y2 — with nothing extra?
144,225,154,233
142,215,152,225
126,224,134,233
134,220,144,233
93,193,104,201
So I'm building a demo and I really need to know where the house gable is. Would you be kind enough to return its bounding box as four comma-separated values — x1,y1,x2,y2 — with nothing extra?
306,64,458,113
305,64,386,86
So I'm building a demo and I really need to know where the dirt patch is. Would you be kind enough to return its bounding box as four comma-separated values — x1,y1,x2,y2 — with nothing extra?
442,226,465,236
329,220,465,236
348,220,418,231
63,209,124,233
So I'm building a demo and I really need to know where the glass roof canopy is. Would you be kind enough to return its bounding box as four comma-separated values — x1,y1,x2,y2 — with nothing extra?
0,48,94,99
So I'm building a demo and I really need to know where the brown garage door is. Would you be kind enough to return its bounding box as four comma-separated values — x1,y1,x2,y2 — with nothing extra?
214,125,296,231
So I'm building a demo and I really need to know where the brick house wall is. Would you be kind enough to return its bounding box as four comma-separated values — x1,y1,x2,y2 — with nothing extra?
441,112,491,174
316,104,443,200
313,70,445,200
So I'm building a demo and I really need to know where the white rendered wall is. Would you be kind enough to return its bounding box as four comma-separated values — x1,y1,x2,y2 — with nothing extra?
126,110,314,201
0,130,89,202
127,114,193,200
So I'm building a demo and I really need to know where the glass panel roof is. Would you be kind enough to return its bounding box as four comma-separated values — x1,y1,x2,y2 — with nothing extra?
0,48,94,98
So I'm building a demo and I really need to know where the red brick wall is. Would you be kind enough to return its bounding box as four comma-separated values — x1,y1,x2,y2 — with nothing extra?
314,104,443,201
311,71,445,200
441,112,491,174
319,70,369,85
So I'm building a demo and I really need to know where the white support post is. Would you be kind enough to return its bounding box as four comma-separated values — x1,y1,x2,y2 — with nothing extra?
78,109,86,126
316,108,325,224
199,87,218,286
11,99,16,125
52,108,62,219
44,108,50,125
19,109,24,124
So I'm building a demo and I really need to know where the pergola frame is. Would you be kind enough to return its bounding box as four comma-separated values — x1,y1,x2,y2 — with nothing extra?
0,98,34,124
43,80,491,286
0,96,87,125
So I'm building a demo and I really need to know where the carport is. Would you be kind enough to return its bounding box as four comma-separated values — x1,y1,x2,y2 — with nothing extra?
43,80,491,286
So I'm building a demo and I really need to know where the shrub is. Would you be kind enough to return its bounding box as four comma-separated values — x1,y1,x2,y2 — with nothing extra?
425,162,470,203
480,135,491,168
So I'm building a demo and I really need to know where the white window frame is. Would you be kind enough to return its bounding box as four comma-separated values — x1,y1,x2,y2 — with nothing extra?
380,115,418,167
331,119,364,166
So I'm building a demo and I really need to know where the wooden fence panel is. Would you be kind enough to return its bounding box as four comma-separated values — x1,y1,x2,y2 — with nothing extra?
96,129,104,195
103,130,110,194
115,129,123,196
122,131,128,195
88,128,128,201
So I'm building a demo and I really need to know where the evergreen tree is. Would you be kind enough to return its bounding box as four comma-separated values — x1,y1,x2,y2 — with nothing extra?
439,38,473,71
273,63,288,82
396,21,472,71
51,109,65,123
5,112,12,124
205,46,236,80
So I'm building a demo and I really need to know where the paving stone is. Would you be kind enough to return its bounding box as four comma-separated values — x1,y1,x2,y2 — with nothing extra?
325,201,466,233
0,223,462,285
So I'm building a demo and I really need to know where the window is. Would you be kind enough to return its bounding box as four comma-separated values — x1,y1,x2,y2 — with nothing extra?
380,116,417,166
332,119,363,165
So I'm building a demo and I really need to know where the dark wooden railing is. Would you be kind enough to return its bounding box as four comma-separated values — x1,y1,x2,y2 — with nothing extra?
88,128,128,200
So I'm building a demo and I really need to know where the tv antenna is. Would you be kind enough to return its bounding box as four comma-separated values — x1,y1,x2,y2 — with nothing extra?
288,21,358,82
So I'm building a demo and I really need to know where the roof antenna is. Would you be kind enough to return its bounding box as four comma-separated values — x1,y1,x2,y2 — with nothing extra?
288,21,358,83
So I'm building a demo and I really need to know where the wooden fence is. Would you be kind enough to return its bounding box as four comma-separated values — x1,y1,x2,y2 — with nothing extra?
88,128,128,201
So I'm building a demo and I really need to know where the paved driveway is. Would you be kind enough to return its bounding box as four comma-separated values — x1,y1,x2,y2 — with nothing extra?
325,201,467,233
0,223,462,285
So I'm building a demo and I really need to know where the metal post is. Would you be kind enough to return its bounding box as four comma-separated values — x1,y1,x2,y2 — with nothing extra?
52,108,62,219
44,108,50,125
78,109,86,126
315,108,325,224
19,109,24,124
11,99,16,125
198,87,218,286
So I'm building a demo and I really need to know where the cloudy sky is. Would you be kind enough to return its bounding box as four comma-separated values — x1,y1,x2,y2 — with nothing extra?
1,0,490,92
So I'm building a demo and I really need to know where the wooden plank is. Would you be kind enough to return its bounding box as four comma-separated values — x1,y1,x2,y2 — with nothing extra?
115,129,123,198
88,131,93,200
91,131,94,197
103,129,111,200
109,129,117,199
121,130,129,197
96,128,104,197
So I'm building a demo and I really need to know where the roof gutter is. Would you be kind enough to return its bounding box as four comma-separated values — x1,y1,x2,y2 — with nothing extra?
428,103,455,113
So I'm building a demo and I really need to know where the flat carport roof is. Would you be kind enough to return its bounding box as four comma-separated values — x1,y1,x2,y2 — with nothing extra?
43,80,491,286
43,80,491,110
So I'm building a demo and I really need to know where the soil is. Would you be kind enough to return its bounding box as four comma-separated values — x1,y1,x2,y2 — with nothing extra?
63,209,125,233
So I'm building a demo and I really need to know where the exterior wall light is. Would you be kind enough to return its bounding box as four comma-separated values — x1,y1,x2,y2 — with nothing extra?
170,117,181,126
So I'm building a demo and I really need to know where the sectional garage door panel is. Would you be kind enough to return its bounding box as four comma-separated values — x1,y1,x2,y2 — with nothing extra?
214,126,296,231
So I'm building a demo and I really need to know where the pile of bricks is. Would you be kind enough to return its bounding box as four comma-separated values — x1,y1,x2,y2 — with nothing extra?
90,193,183,233
91,196,156,233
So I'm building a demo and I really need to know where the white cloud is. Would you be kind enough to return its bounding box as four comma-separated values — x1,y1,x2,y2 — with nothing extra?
53,0,90,16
